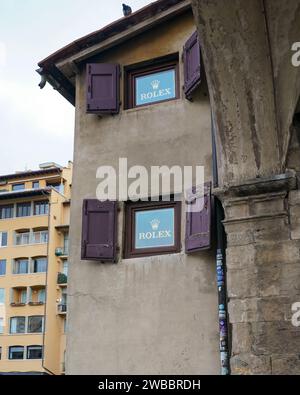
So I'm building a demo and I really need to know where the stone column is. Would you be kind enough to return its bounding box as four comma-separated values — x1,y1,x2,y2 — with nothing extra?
216,173,300,374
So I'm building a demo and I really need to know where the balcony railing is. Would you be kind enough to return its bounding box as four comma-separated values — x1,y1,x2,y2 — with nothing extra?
58,304,67,314
55,247,69,257
57,272,68,285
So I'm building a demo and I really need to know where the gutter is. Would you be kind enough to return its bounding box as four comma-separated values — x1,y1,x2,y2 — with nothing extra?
212,113,230,375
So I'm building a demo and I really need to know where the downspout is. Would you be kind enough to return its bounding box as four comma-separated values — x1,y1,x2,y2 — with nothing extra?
42,190,55,376
211,113,230,375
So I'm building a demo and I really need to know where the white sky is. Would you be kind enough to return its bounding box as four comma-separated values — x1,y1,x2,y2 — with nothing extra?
0,0,153,175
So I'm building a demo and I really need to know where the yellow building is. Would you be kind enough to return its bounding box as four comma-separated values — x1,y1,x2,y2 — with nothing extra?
0,162,72,375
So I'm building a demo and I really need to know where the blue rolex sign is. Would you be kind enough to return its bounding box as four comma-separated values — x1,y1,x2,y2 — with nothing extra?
135,208,175,249
135,69,176,106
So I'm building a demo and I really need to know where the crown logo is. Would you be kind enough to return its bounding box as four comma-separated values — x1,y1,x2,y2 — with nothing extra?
151,80,160,90
150,219,160,231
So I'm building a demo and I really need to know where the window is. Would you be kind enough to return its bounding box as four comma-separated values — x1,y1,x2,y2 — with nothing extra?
125,56,179,109
32,230,48,244
28,316,44,333
62,261,68,276
27,345,43,360
0,232,8,247
63,233,69,255
34,201,49,216
13,259,29,275
0,288,4,304
15,231,30,246
37,289,46,303
16,202,31,217
0,260,6,276
0,318,4,334
32,257,47,273
124,200,181,258
0,204,14,219
47,182,63,194
20,289,27,304
32,181,40,189
9,346,24,360
0,346,2,359
10,317,26,334
12,184,25,191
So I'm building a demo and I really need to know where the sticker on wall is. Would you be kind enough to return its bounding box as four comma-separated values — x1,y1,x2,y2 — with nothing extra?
135,69,176,106
135,208,175,249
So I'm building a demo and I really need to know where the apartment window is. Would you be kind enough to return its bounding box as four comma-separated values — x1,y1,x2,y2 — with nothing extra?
10,317,26,334
28,316,44,333
0,346,2,359
0,260,6,276
16,202,31,217
0,288,4,304
0,318,4,334
32,230,48,244
125,56,179,109
9,346,24,360
15,231,30,246
0,232,8,247
34,201,49,216
47,182,63,194
32,257,47,273
124,200,181,258
63,233,69,255
37,289,46,303
32,181,40,189
13,259,29,275
0,204,14,219
62,261,68,276
27,345,43,360
12,184,25,191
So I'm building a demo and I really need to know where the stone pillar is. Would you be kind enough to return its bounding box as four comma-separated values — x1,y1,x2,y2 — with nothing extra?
216,173,300,374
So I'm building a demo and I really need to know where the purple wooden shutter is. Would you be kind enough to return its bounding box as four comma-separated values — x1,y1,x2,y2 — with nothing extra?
183,31,201,99
185,182,212,253
86,64,120,114
81,200,118,262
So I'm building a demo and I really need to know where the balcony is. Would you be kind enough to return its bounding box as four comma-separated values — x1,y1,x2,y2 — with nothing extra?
57,272,68,285
55,247,68,257
57,304,67,315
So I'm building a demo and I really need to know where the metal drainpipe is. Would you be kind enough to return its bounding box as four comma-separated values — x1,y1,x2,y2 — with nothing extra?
211,113,230,375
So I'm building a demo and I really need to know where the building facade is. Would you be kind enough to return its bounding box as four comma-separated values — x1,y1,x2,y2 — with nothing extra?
0,162,72,375
37,0,300,375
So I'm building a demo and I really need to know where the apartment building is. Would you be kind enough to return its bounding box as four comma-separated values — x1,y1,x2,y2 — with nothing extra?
0,162,72,375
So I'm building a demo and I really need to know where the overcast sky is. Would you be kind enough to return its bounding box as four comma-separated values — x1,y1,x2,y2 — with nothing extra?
0,0,153,175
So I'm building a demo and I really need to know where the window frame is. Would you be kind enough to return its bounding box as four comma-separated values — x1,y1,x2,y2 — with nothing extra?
0,259,6,276
27,345,43,360
34,200,49,216
12,183,25,191
10,316,26,334
0,231,8,248
124,200,181,259
0,204,14,220
9,346,24,360
27,315,44,334
16,202,31,218
13,259,29,275
125,55,180,110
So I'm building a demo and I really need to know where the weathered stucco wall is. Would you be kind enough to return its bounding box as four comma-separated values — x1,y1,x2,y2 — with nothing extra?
67,11,220,375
